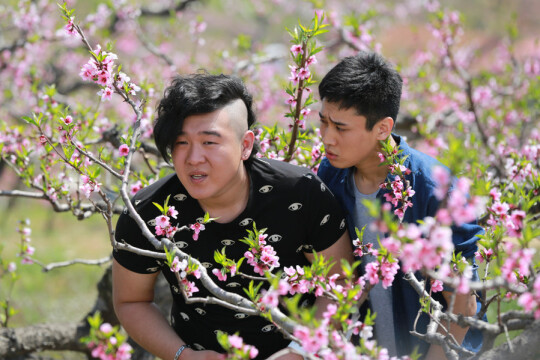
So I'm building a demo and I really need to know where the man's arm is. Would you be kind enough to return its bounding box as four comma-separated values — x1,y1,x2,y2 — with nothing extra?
112,259,224,360
424,290,477,360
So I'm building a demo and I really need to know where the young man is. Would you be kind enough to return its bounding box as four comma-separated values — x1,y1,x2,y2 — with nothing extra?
316,52,483,359
113,73,353,360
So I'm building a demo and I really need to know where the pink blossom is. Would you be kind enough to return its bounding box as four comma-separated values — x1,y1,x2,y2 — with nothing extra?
155,215,170,228
190,222,205,241
431,279,443,293
98,87,113,101
285,96,297,107
63,115,73,126
297,67,311,80
118,144,129,156
99,323,113,334
167,206,178,219
130,181,142,196
228,334,243,349
64,17,78,36
212,268,227,281
290,44,303,56
306,55,317,65
7,262,17,272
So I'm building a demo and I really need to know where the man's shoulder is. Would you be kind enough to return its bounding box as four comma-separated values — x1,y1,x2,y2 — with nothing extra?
398,136,447,187
250,157,314,182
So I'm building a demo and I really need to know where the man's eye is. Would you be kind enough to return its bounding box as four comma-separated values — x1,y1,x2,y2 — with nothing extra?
203,141,216,145
176,141,188,145
336,127,345,132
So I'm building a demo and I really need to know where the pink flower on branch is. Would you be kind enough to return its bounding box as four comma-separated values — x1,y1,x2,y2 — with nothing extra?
190,222,205,241
118,144,129,157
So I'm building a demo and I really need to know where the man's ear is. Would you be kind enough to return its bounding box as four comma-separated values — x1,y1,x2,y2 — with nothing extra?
375,117,394,140
241,130,255,160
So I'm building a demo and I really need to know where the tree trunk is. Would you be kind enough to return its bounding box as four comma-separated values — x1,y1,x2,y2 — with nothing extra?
478,319,540,360
0,265,172,359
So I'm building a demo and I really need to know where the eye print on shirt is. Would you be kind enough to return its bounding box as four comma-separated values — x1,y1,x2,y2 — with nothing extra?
147,219,156,226
288,202,302,211
134,200,142,206
146,266,159,273
235,313,249,319
175,241,189,249
123,207,128,214
173,193,187,201
194,308,206,316
340,218,346,229
303,173,313,179
180,312,190,321
221,239,235,246
192,343,206,351
196,217,204,223
201,262,213,269
261,324,275,332
226,282,241,288
268,234,282,243
259,185,273,193
172,285,180,294
320,214,330,226
320,183,326,192
239,218,253,226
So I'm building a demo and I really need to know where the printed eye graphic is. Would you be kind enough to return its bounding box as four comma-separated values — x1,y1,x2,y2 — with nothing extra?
304,173,313,179
320,214,330,225
295,245,304,253
268,234,282,243
134,200,141,206
259,185,273,193
239,218,253,226
234,313,249,319
320,183,326,192
174,193,187,201
261,324,275,332
192,343,205,351
201,262,213,268
340,219,346,229
146,267,159,272
147,219,156,226
175,241,189,249
123,207,128,214
304,245,313,251
196,217,204,223
194,308,206,315
180,312,190,321
288,202,302,211
172,285,180,294
226,282,241,288
221,239,235,246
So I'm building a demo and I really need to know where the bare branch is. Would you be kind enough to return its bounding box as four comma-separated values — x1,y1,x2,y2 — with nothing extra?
38,256,112,272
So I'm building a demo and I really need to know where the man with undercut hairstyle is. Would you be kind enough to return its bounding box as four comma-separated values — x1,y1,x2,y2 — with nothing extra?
316,52,484,359
113,73,354,360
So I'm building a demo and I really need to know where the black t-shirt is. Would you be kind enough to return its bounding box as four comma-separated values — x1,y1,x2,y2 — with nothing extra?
113,158,347,358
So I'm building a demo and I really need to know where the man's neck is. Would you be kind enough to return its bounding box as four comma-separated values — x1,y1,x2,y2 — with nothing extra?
198,166,251,224
353,135,396,195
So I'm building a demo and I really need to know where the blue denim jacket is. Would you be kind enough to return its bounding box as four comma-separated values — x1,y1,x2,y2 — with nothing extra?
318,134,484,357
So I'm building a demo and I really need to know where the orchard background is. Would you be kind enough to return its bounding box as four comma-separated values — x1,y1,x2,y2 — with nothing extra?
0,0,539,359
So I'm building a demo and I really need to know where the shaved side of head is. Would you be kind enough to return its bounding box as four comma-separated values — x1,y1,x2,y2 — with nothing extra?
224,99,249,140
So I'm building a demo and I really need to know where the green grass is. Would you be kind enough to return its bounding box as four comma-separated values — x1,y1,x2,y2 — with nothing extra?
1,198,113,327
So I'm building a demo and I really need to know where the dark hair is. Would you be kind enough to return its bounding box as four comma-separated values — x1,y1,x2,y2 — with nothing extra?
154,72,257,163
318,51,403,130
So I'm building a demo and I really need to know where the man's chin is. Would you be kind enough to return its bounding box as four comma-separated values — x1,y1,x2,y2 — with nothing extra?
326,157,349,169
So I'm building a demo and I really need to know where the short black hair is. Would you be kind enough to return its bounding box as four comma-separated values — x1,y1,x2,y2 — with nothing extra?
154,73,257,163
319,51,403,130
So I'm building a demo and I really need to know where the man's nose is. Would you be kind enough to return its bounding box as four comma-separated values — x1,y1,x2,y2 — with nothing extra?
321,127,336,146
186,144,205,165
